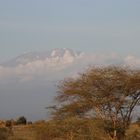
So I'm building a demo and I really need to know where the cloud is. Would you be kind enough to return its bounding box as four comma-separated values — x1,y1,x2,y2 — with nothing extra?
0,52,139,83
124,55,140,67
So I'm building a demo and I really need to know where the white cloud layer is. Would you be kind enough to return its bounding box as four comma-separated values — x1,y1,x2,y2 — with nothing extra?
124,55,140,66
0,52,139,83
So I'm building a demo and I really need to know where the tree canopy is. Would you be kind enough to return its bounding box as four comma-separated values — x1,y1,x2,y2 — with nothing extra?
52,67,140,140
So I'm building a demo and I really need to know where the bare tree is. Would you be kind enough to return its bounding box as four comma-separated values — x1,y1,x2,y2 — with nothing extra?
52,67,140,140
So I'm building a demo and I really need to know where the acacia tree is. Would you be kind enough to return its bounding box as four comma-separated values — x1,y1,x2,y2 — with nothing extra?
52,67,140,140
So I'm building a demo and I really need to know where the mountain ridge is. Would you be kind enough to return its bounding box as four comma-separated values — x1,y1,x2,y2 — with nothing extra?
1,48,83,67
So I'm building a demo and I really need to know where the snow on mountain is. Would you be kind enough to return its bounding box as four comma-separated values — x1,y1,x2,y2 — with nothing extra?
2,48,82,67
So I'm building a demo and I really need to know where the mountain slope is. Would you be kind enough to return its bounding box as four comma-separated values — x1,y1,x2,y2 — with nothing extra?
2,48,83,67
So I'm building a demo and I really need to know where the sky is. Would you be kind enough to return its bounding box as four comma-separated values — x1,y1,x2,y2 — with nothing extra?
0,0,140,120
0,0,140,62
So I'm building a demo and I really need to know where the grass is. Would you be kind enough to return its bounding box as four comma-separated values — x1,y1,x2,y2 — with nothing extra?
8,125,36,140
1,119,140,140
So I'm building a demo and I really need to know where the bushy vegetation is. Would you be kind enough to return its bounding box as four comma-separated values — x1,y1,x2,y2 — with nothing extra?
16,116,27,125
34,118,140,140
35,117,109,140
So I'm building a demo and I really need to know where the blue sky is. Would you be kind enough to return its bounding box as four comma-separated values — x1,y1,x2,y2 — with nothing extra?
0,0,140,62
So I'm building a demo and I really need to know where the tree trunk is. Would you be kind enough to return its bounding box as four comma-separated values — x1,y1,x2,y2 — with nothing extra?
113,129,117,140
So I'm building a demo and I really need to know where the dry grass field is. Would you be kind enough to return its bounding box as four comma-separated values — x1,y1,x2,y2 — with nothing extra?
0,120,139,140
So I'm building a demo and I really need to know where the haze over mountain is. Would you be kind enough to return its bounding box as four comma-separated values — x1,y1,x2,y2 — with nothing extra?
0,48,140,120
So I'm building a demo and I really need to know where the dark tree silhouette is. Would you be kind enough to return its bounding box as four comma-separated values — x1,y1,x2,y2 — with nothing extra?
16,116,27,125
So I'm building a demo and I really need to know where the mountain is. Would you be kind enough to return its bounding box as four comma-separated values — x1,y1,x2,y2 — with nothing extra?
2,48,83,67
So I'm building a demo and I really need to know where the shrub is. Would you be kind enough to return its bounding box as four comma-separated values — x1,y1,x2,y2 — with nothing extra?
16,116,27,125
35,117,109,140
5,120,12,128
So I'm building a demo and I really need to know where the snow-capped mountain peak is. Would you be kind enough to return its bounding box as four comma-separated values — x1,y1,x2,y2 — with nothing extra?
1,48,82,67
